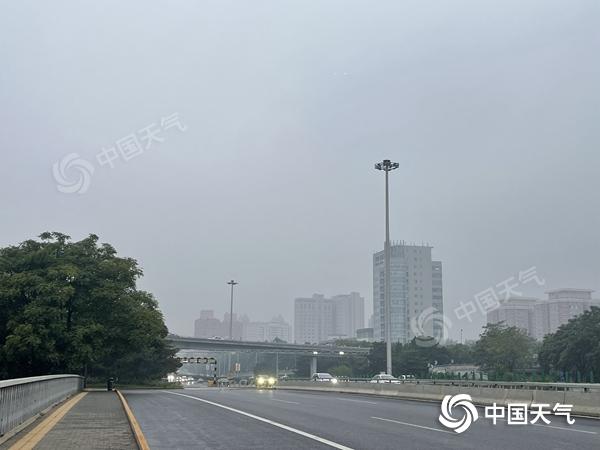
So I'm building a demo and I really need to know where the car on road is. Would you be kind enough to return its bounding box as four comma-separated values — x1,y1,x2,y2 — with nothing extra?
370,373,401,384
255,375,277,389
217,377,231,387
311,373,338,383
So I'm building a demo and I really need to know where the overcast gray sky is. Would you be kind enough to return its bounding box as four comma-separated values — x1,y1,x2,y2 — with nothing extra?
1,0,599,340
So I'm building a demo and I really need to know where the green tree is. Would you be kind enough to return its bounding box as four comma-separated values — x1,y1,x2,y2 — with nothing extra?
328,364,352,377
0,232,180,382
445,343,475,364
473,322,535,375
539,306,600,382
367,341,386,375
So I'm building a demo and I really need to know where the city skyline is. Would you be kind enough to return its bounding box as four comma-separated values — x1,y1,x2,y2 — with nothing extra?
2,1,599,344
191,281,600,342
487,288,600,340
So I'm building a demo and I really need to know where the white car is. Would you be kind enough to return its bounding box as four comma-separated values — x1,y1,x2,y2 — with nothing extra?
370,374,401,384
311,373,338,383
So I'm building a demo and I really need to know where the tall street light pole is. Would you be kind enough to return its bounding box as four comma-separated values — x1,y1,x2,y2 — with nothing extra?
227,280,238,340
375,159,399,376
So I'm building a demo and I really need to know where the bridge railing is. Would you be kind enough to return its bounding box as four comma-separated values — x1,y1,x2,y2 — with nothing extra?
278,379,600,416
283,378,600,392
0,375,84,437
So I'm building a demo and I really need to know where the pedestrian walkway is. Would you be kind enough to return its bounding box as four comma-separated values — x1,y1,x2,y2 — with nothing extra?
3,391,137,450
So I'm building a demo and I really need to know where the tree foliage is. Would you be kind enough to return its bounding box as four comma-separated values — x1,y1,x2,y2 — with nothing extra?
0,232,180,382
473,322,536,374
367,340,471,378
538,306,600,381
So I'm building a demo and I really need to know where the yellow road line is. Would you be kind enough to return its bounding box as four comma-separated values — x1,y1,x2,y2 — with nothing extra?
9,392,87,450
116,390,150,450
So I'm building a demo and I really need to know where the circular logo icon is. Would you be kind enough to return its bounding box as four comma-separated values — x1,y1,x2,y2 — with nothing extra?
52,153,95,194
438,394,479,433
410,306,452,347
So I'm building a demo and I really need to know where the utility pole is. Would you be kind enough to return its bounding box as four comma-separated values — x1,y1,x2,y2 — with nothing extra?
227,280,238,340
375,160,399,375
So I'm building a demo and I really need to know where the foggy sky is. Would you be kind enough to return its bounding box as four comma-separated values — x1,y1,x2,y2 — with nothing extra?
1,0,599,341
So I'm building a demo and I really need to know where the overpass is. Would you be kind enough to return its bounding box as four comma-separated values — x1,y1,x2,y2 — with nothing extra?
166,334,370,355
166,335,370,375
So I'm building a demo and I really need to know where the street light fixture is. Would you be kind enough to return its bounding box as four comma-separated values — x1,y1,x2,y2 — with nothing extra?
375,159,399,376
227,280,238,340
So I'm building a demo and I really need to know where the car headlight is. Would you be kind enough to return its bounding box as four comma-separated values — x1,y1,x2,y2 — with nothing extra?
268,377,276,385
257,377,265,385
331,378,338,384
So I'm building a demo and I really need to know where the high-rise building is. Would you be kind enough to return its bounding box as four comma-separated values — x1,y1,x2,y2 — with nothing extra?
486,296,538,337
194,310,223,338
294,292,365,343
373,243,443,343
193,311,244,340
534,288,599,339
332,292,365,339
486,289,600,340
242,315,292,342
294,294,335,344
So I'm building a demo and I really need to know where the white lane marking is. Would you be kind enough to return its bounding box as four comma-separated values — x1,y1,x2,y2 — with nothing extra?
162,391,353,450
531,423,597,435
371,417,455,435
336,398,377,405
496,418,597,435
271,398,300,404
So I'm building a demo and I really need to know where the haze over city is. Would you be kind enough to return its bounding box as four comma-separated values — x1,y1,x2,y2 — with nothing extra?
2,0,599,342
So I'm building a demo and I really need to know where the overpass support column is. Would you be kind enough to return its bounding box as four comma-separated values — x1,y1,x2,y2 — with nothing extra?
310,356,317,375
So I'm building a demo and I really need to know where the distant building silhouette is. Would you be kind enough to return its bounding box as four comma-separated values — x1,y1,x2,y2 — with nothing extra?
194,310,222,338
194,310,291,342
486,296,538,337
486,289,600,339
373,243,444,343
242,315,291,342
294,292,365,343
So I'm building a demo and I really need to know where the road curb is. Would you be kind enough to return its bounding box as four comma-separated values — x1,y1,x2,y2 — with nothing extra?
116,390,150,450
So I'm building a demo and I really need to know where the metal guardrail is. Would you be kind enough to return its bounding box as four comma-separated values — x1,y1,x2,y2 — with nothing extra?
0,375,84,437
284,378,600,392
278,380,600,416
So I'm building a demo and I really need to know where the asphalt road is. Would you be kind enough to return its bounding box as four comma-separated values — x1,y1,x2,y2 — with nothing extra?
124,387,600,450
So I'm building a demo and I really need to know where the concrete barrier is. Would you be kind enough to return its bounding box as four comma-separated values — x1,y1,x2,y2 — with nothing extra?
532,390,565,407
278,381,600,417
564,391,600,417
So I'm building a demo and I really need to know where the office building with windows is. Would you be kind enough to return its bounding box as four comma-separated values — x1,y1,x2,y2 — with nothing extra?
373,242,443,343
